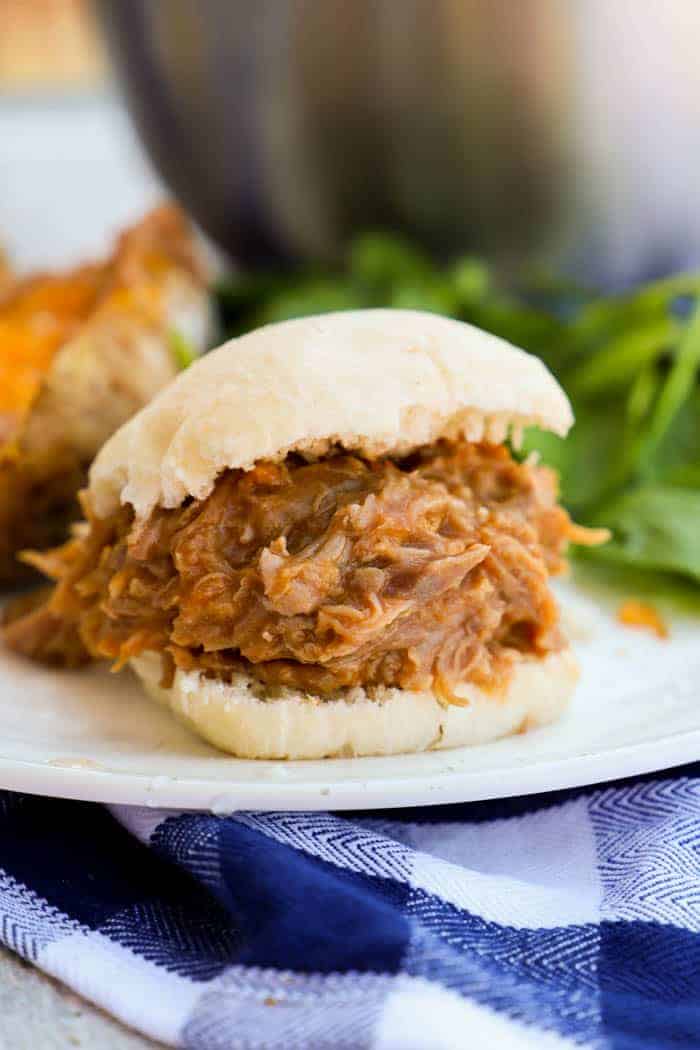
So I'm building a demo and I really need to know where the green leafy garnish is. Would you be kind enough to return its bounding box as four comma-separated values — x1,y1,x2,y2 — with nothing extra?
169,330,197,371
588,486,700,582
215,234,700,590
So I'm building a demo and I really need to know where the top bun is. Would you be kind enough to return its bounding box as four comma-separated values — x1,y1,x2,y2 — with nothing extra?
90,309,572,520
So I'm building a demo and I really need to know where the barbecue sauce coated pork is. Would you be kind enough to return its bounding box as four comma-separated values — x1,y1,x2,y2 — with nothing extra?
5,442,598,701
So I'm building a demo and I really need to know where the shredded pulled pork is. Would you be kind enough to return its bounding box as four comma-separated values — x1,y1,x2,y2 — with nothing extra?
5,442,588,700
0,444,86,584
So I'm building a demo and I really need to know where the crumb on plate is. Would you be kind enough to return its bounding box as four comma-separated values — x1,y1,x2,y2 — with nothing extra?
617,600,669,639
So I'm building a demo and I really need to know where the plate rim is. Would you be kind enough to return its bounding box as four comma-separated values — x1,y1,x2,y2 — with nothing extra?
0,727,698,811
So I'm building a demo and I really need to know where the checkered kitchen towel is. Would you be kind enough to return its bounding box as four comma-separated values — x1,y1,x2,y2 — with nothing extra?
0,767,699,1049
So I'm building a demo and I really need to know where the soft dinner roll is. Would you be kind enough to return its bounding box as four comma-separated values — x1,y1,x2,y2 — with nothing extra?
90,309,573,520
133,649,579,760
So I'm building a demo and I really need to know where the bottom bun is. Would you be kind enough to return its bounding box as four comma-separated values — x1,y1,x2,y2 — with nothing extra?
131,649,579,760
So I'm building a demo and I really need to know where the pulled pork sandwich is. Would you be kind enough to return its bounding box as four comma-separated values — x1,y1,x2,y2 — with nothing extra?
0,205,212,585
4,309,606,758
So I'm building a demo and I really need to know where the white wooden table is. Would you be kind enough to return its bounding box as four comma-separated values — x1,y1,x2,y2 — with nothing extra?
0,945,159,1048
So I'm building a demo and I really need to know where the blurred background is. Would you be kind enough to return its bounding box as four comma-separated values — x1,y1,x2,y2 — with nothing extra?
0,0,103,89
5,0,700,285
0,0,159,270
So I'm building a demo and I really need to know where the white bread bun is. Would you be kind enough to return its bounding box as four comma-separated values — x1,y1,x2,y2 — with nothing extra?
131,649,579,760
89,309,572,520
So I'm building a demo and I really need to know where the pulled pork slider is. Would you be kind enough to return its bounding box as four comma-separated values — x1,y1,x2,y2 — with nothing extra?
5,309,604,759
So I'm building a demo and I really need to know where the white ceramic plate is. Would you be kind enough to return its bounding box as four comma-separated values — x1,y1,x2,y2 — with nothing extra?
0,583,699,810
3,102,698,810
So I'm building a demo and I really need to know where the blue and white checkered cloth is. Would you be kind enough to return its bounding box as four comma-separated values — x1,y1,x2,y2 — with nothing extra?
0,766,698,1048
